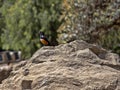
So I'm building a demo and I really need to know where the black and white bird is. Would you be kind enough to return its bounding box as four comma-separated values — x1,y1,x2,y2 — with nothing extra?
39,32,50,46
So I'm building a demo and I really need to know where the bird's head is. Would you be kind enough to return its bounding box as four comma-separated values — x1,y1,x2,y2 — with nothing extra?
39,31,44,36
39,31,45,38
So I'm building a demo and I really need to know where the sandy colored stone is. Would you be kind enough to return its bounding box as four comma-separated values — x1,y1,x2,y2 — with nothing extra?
0,40,120,90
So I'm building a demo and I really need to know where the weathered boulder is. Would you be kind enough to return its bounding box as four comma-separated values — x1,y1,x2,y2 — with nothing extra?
0,40,120,90
0,65,12,84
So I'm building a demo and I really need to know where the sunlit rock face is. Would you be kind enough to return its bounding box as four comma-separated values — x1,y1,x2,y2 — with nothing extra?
0,40,120,90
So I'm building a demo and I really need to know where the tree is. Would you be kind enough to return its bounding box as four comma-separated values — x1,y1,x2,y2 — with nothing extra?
0,0,62,58
0,0,4,50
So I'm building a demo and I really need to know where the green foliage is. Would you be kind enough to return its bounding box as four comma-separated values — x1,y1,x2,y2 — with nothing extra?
0,17,4,49
100,27,120,54
58,0,120,55
0,0,62,58
0,0,4,49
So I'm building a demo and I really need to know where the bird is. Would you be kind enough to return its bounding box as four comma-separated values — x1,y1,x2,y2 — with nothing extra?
39,32,50,46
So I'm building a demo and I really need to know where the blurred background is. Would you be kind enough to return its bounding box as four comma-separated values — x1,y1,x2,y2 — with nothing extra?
0,0,120,59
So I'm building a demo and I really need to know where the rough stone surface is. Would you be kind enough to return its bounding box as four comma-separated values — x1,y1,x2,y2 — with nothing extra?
0,40,120,90
0,65,12,84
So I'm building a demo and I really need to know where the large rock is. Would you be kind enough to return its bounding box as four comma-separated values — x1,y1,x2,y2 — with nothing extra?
0,40,120,90
0,65,12,84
